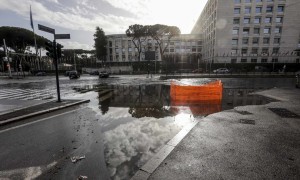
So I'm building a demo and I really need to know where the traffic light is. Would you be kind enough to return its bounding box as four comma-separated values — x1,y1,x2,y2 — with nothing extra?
45,41,56,58
56,43,64,58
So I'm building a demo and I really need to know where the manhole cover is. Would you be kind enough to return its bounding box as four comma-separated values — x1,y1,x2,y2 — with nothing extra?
240,119,255,125
236,110,252,115
268,108,300,118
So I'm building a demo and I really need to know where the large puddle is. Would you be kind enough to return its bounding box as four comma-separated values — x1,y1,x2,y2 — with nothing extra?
72,81,276,180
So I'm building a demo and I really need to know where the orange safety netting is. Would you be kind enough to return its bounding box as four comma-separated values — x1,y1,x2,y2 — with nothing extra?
170,80,223,101
170,80,223,116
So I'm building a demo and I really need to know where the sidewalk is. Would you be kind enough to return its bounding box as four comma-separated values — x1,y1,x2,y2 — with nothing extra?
0,99,89,126
133,88,300,180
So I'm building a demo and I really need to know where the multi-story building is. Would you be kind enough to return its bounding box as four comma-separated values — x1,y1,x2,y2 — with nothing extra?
192,0,300,64
106,34,202,66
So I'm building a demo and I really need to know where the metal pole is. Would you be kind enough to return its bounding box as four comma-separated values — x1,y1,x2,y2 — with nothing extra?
74,51,76,71
53,39,61,102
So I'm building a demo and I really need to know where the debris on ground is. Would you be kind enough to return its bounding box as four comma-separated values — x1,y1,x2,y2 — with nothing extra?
71,155,86,163
77,175,88,179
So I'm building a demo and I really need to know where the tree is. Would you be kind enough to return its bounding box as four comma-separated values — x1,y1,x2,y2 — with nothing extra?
147,24,180,60
0,26,49,53
94,27,107,61
125,24,147,62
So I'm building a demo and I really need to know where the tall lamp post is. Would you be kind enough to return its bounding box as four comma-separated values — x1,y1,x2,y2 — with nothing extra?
38,24,70,102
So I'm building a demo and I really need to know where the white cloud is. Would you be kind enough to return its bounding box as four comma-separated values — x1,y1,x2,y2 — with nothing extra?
103,117,183,179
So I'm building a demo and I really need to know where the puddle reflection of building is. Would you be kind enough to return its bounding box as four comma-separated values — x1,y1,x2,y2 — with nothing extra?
98,85,171,117
222,89,269,110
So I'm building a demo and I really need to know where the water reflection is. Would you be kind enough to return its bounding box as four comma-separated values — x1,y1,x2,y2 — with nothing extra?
74,84,275,180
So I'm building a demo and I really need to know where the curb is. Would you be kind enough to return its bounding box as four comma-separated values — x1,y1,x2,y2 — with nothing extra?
0,99,90,126
131,121,198,180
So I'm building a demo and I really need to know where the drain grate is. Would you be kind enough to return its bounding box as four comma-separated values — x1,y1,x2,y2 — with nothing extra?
268,108,300,118
236,110,252,115
240,119,256,125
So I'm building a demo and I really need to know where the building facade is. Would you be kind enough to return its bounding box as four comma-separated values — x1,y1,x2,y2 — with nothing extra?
192,0,300,64
106,34,202,64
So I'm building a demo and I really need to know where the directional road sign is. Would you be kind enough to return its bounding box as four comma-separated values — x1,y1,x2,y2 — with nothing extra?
55,34,71,39
38,24,55,34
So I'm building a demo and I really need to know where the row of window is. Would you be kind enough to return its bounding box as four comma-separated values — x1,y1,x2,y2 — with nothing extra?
232,37,281,45
231,47,280,54
234,16,283,24
235,0,285,4
233,27,281,35
234,5,284,14
231,58,279,63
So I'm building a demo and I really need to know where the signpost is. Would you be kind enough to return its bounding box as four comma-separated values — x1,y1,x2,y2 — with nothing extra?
38,24,70,102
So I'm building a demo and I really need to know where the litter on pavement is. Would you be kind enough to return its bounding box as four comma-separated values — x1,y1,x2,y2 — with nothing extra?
77,175,88,179
70,155,86,163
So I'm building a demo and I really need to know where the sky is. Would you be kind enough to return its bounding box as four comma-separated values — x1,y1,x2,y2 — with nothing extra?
0,0,208,50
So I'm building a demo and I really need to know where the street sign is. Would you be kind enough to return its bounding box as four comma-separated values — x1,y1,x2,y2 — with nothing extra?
55,34,70,39
38,24,55,34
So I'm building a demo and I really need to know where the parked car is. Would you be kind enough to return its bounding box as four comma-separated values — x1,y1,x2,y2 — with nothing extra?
213,68,229,73
99,71,109,78
69,71,80,79
35,72,46,76
65,71,72,76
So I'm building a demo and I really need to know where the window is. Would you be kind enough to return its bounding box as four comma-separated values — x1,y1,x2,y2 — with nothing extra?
264,27,271,34
231,49,238,54
275,27,282,33
244,18,250,24
252,48,258,54
254,17,261,24
232,39,238,45
262,48,269,54
266,6,273,13
243,28,250,35
243,38,249,44
267,0,273,2
276,17,283,23
263,37,270,44
273,48,279,54
233,18,240,24
278,6,284,12
245,0,251,3
253,37,259,44
254,28,260,35
241,59,247,63
231,59,237,63
232,29,239,35
256,0,262,2
261,59,268,63
256,7,262,13
272,58,278,63
251,59,257,63
274,38,280,44
242,48,248,55
234,0,241,3
245,7,251,14
265,17,272,23
234,8,240,14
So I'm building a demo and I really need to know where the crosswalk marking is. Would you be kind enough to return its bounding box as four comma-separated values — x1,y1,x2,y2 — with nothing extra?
0,89,54,100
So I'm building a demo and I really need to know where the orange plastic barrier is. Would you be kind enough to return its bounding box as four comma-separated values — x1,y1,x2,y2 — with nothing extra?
170,80,223,101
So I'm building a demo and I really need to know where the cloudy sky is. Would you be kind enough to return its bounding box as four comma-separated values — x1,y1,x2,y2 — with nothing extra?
0,0,208,50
